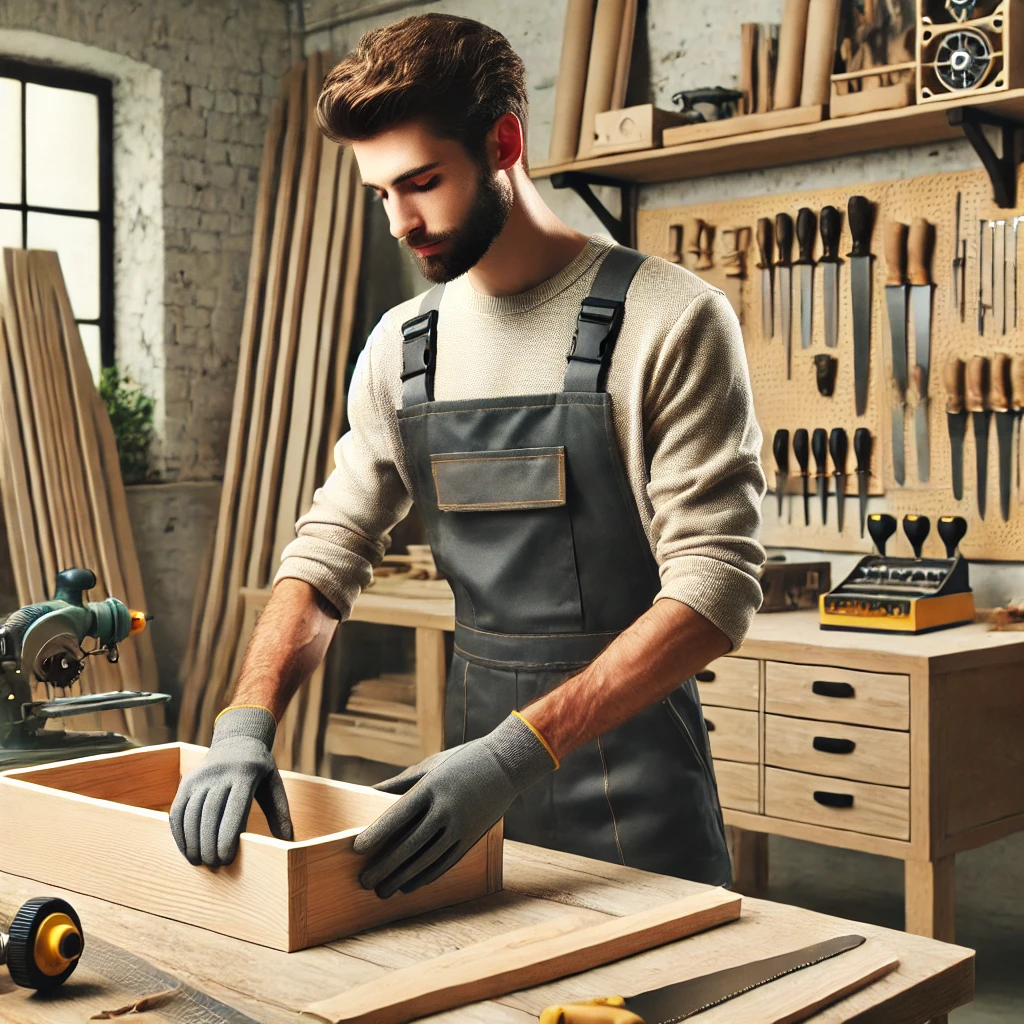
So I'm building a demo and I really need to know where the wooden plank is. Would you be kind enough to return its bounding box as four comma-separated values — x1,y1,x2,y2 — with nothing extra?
609,0,636,111
415,626,446,757
302,888,742,1024
661,103,823,146
905,857,955,943
576,0,627,159
546,0,596,164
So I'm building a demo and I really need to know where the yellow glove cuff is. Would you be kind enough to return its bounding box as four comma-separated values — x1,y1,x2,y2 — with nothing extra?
511,710,560,770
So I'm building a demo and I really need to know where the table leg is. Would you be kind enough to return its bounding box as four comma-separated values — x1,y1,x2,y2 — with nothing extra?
415,627,447,757
726,826,769,895
904,856,955,942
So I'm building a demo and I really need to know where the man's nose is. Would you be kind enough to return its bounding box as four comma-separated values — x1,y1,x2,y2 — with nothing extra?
386,197,423,241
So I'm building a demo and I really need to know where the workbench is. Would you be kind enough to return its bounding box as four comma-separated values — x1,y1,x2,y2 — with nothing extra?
0,841,972,1023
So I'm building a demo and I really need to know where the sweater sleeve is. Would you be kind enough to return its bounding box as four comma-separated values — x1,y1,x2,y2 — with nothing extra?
273,317,412,618
643,288,767,650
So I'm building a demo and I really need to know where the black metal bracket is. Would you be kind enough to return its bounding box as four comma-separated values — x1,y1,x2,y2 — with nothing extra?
550,171,637,247
948,106,1024,209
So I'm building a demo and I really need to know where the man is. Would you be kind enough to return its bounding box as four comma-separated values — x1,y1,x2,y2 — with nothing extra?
170,14,766,897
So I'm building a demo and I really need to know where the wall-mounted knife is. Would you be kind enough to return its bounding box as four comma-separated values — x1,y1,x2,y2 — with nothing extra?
773,428,790,520
812,426,829,525
967,354,991,520
776,212,794,379
991,352,1013,522
1011,355,1024,502
796,207,817,350
908,218,934,484
848,195,875,416
854,427,872,538
943,355,967,503
829,427,848,533
952,191,964,321
884,221,909,486
756,217,774,339
819,205,841,349
793,427,810,526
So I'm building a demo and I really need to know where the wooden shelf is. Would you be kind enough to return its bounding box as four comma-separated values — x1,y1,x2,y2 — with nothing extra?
531,89,1024,185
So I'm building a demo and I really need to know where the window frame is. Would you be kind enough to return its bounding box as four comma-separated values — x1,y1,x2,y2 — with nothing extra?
0,56,114,369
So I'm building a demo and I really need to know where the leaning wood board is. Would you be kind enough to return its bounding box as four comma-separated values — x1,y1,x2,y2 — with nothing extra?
0,743,502,952
638,161,1024,560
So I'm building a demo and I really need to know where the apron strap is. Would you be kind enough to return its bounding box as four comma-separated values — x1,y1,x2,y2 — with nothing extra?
564,245,648,393
400,284,445,407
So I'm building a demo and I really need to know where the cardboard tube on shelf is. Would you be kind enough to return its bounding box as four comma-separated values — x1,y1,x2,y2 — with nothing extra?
610,0,638,111
774,0,811,109
740,23,757,114
800,0,840,106
577,0,627,158
756,23,777,113
549,0,598,163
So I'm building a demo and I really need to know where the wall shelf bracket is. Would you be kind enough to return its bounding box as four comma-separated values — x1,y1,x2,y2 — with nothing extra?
948,106,1024,209
550,171,637,246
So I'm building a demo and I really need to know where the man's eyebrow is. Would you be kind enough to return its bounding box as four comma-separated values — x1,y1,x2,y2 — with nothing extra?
363,161,442,190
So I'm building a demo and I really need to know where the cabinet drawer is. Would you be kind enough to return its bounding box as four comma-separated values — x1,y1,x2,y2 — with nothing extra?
695,656,759,710
765,662,909,730
714,759,759,814
764,767,909,840
765,715,909,786
702,707,758,763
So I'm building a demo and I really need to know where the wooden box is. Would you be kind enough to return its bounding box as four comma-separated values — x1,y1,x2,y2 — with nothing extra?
0,743,503,951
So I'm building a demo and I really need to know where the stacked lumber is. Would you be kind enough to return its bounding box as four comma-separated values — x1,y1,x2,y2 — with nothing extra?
0,248,166,742
177,52,365,765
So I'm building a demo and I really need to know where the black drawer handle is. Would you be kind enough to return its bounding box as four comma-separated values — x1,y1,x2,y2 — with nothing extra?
705,719,716,731
695,670,716,683
812,680,856,699
813,790,854,809
813,736,856,755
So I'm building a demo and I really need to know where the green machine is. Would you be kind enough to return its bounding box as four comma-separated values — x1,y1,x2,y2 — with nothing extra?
0,567,170,770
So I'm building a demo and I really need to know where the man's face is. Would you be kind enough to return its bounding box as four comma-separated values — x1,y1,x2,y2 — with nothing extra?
353,121,512,283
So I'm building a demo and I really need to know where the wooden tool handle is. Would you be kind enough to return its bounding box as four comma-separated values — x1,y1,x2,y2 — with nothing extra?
775,0,811,108
688,218,705,257
800,0,841,106
943,355,965,415
884,222,908,286
991,352,1011,413
906,218,934,287
1011,354,1024,412
540,1002,644,1024
966,355,990,414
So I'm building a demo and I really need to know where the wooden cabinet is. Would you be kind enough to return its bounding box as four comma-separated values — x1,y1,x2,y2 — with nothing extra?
704,611,1024,947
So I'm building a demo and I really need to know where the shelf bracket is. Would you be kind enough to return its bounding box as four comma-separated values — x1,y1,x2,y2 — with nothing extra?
550,171,637,247
947,106,1024,209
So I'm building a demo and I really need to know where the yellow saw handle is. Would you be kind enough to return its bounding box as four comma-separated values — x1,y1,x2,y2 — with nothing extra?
539,997,645,1024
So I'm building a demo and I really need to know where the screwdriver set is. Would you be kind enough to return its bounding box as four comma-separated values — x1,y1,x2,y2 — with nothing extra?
820,513,975,633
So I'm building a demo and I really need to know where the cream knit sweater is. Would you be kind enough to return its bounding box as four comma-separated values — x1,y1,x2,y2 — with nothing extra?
274,236,767,650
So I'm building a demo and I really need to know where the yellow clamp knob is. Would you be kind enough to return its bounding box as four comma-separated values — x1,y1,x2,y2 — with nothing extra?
34,912,83,976
539,996,644,1024
129,610,149,635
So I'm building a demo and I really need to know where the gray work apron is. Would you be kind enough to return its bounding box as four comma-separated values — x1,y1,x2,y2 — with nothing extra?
395,246,732,885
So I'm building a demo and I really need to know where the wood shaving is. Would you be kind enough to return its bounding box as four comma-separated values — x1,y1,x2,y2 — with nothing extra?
89,986,181,1018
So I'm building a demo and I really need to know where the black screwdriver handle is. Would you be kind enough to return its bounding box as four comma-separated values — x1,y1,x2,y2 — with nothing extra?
853,427,872,474
847,195,875,259
811,427,829,475
828,427,848,474
937,515,968,558
775,213,794,267
796,207,817,265
793,427,810,473
867,513,897,556
773,428,790,472
903,514,931,560
756,217,774,270
819,205,841,263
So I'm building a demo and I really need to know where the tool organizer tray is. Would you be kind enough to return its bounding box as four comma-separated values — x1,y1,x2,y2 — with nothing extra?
638,163,1024,561
0,743,503,951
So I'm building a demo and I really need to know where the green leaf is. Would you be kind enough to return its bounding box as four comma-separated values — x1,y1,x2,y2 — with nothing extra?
98,366,155,484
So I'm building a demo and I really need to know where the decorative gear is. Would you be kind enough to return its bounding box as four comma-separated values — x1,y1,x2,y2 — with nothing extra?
935,28,994,90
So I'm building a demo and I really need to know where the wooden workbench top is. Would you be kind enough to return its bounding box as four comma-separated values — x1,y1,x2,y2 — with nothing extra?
0,841,972,1023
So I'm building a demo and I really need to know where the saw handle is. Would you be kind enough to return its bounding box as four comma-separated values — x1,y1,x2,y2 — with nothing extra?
819,205,841,262
943,355,965,415
796,207,817,264
903,514,931,560
539,999,643,1024
847,195,875,259
775,212,794,267
938,515,968,558
966,355,990,414
756,217,773,269
991,352,1011,414
907,218,934,287
884,221,908,286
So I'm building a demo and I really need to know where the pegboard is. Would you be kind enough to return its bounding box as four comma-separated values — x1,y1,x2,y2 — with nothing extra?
638,163,1024,562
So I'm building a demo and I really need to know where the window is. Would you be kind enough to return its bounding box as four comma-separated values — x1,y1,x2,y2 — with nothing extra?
0,57,113,381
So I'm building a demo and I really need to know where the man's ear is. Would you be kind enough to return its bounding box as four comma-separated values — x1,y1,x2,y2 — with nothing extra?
491,112,524,172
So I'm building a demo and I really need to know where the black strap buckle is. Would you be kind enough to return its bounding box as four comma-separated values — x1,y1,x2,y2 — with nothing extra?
567,296,623,366
400,310,438,383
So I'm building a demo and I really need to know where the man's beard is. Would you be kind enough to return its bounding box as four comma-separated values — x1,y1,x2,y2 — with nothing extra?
405,167,513,284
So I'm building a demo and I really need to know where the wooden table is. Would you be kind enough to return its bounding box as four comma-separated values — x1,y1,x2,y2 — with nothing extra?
0,841,972,1023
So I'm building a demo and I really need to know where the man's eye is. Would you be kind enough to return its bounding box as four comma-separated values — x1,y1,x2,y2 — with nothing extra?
410,176,439,192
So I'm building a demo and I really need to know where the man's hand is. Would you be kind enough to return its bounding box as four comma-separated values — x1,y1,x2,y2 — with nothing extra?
353,713,556,898
169,706,294,867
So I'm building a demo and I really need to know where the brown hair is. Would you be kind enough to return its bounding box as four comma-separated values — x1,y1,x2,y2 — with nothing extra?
317,14,529,172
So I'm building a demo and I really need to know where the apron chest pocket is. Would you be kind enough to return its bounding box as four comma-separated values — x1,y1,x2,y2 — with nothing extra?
430,446,566,512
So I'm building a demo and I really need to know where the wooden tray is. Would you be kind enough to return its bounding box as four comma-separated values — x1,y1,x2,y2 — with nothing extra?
0,743,503,951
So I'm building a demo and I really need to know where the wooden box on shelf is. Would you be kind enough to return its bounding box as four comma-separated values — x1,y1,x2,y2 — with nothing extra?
591,104,691,155
0,743,503,952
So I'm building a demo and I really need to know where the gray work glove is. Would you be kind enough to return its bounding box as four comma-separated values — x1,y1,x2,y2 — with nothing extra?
353,713,556,898
169,706,294,867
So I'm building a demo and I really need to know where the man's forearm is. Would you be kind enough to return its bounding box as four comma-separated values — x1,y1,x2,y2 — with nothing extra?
229,578,341,722
521,597,730,760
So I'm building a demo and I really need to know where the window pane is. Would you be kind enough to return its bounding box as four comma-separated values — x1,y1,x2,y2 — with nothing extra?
0,209,22,250
0,78,21,204
27,212,100,320
25,83,99,212
77,323,101,383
